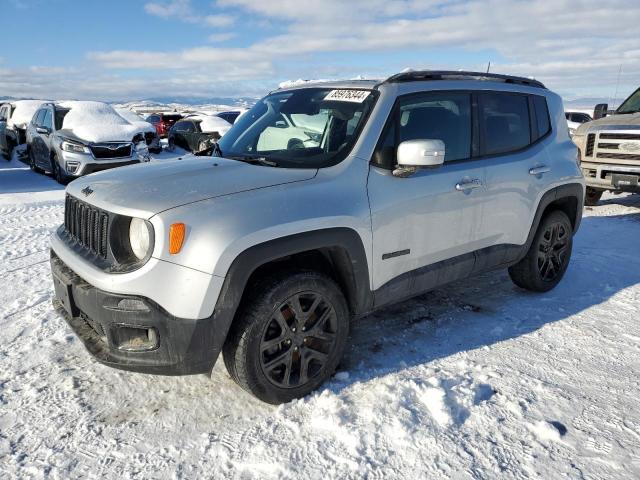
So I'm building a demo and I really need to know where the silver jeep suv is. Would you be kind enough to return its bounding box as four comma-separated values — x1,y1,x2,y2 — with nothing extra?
50,71,584,403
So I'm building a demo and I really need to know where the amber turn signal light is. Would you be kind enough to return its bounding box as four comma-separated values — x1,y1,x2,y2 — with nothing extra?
169,223,185,255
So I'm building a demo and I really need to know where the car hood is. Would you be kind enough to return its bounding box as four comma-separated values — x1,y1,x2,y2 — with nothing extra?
576,112,640,135
66,156,317,218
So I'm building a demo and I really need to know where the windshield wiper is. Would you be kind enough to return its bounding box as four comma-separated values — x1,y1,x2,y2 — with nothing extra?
226,155,279,167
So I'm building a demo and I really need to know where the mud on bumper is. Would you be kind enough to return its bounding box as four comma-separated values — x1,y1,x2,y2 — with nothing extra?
50,251,217,375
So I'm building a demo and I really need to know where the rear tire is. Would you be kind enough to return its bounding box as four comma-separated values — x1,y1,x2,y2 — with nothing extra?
508,210,573,292
223,270,349,404
167,139,175,152
585,187,604,206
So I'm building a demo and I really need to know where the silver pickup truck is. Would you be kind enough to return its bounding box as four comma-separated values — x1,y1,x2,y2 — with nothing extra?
573,87,640,205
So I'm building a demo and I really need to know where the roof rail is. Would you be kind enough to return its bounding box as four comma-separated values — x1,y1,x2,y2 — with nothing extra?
381,70,546,89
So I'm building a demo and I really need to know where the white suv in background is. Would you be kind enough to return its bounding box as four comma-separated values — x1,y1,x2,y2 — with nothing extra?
26,101,148,184
50,71,584,403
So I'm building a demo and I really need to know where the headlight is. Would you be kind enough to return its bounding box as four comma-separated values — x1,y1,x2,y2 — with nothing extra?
129,218,152,260
60,139,90,154
568,127,576,137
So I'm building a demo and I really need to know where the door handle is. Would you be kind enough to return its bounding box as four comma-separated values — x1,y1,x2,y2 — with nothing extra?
455,179,483,191
529,166,550,175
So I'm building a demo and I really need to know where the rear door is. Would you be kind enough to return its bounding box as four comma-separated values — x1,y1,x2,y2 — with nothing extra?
479,92,552,261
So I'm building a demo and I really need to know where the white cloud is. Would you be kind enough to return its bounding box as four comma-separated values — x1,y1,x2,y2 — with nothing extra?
5,0,640,101
145,0,236,28
208,32,237,43
204,14,235,27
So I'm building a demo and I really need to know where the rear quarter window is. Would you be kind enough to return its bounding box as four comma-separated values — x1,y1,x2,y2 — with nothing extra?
532,95,551,140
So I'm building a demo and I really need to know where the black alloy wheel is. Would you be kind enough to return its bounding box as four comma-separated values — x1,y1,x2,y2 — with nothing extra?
259,291,338,389
537,221,570,282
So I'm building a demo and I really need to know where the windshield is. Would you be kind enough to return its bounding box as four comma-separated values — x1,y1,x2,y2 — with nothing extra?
217,88,377,168
616,87,640,114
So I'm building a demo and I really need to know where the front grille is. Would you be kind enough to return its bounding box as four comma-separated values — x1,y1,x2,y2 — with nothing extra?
597,152,640,161
90,143,132,159
64,195,109,259
585,134,596,157
599,133,640,141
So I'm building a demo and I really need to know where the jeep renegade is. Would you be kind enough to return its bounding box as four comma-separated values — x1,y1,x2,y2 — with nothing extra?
50,71,584,404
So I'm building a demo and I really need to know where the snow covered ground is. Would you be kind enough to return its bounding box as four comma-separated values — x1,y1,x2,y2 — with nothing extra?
1,149,639,479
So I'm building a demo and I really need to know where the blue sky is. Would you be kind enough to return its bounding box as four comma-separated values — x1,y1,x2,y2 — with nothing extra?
2,0,639,103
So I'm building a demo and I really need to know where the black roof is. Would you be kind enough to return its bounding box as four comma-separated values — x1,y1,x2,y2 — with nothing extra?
382,70,546,89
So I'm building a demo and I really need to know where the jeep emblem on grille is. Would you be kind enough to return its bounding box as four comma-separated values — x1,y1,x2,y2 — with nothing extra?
620,142,640,152
81,186,94,196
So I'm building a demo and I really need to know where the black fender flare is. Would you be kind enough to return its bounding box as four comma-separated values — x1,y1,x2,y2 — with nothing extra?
517,182,584,262
205,228,372,370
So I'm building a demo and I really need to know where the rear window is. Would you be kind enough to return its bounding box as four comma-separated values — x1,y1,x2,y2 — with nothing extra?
479,92,531,156
163,115,182,122
146,115,160,123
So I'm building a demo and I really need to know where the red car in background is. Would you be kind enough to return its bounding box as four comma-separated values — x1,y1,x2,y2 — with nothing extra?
145,112,183,138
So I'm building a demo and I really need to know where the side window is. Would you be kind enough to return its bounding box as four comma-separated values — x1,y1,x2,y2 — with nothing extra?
0,106,7,121
532,95,551,140
174,121,195,133
373,91,472,167
479,92,531,156
42,109,53,129
398,92,471,162
34,109,46,127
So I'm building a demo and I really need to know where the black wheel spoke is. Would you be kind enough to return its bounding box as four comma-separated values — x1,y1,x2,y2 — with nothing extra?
263,349,291,372
260,334,287,352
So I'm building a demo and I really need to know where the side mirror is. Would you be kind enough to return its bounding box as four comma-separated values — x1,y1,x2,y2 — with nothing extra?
594,103,608,120
393,139,445,177
36,126,50,135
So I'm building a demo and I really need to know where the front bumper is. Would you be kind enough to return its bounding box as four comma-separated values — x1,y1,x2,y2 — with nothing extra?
50,251,218,375
59,150,141,177
582,162,640,192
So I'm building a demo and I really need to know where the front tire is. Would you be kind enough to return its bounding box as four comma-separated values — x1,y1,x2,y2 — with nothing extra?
52,155,69,185
29,147,44,173
585,187,604,206
1,140,13,160
508,210,573,292
223,270,350,404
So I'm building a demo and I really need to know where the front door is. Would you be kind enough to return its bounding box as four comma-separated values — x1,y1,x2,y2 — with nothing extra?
367,91,487,306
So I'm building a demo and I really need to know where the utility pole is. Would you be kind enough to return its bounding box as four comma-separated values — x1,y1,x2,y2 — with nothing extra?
611,64,622,110
486,61,491,73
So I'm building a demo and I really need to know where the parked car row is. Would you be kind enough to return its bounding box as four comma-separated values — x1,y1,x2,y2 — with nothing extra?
144,110,239,138
0,97,238,183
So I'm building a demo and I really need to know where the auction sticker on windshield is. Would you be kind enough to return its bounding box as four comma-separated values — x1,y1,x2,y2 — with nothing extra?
324,90,371,103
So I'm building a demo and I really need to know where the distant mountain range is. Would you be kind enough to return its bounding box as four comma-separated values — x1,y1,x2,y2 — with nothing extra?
141,96,258,106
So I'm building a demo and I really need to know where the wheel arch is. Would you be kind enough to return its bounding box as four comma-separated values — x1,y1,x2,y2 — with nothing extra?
206,228,372,372
517,182,584,263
